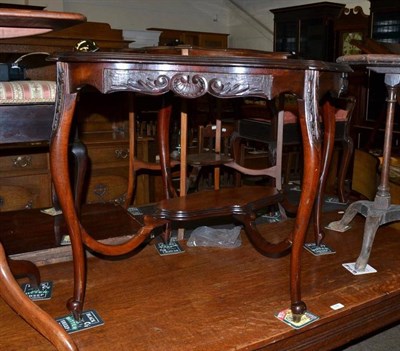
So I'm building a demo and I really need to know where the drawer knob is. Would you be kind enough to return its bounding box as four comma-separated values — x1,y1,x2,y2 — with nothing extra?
13,155,32,168
94,183,107,199
115,149,129,159
114,194,126,205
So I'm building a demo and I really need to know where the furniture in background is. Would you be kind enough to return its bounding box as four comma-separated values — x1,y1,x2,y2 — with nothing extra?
229,112,284,191
366,0,400,149
123,93,178,209
237,98,302,187
327,96,356,204
0,21,131,81
369,0,400,44
328,54,400,271
73,91,162,206
271,1,345,61
186,121,235,191
343,1,400,151
0,21,145,211
351,148,379,200
334,6,369,58
236,95,356,204
0,6,86,351
147,28,229,48
0,82,55,210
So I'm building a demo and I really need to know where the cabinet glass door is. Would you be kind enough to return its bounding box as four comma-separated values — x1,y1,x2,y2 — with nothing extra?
300,19,327,60
275,21,297,53
372,12,400,43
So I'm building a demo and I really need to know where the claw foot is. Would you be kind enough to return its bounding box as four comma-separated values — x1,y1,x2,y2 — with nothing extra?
326,220,350,232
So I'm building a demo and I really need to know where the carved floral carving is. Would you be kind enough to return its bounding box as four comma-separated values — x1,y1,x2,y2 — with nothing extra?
104,69,273,99
52,63,65,133
170,74,207,98
304,70,321,144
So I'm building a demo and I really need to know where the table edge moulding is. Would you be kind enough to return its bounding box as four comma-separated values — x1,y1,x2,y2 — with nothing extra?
47,50,351,324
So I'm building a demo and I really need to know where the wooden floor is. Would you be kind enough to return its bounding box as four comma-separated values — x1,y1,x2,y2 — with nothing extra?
1,211,400,350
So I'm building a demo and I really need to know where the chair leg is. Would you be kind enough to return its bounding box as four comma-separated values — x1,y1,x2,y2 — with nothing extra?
7,257,41,288
0,243,78,351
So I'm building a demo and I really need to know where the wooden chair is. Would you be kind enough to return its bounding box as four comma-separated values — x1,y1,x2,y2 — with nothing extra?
0,80,83,350
325,97,356,203
0,79,92,292
0,81,56,285
124,93,180,209
232,110,285,192
187,121,235,191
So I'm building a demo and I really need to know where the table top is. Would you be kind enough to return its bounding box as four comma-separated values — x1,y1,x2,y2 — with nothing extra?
337,54,400,74
337,54,400,66
50,51,352,73
0,7,86,38
128,45,292,59
49,51,351,103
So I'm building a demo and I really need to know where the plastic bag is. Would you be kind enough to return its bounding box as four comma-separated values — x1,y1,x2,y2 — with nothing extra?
186,225,242,248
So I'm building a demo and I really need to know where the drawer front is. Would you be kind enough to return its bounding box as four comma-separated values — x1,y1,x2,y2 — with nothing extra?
85,173,128,204
0,152,48,173
0,174,52,211
87,144,129,166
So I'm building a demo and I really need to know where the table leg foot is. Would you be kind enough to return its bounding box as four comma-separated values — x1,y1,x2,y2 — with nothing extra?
160,222,172,243
291,300,307,323
355,215,380,271
327,200,369,232
315,230,324,247
67,298,83,321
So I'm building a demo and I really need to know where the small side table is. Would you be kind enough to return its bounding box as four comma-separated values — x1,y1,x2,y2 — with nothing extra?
328,54,400,270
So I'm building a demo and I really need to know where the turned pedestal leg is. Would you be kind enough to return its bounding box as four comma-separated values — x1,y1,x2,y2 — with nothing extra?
337,127,354,204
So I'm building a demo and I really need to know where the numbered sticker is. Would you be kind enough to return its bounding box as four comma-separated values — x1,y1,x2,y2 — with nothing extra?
56,310,104,334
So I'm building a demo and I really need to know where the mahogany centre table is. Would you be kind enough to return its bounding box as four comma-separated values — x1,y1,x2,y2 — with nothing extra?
48,51,351,322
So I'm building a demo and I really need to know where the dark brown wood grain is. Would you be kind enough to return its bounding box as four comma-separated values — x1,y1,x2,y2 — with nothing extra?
0,8,86,38
0,203,149,255
1,212,399,350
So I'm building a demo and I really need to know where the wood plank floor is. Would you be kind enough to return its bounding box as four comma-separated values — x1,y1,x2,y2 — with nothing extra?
1,211,399,350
